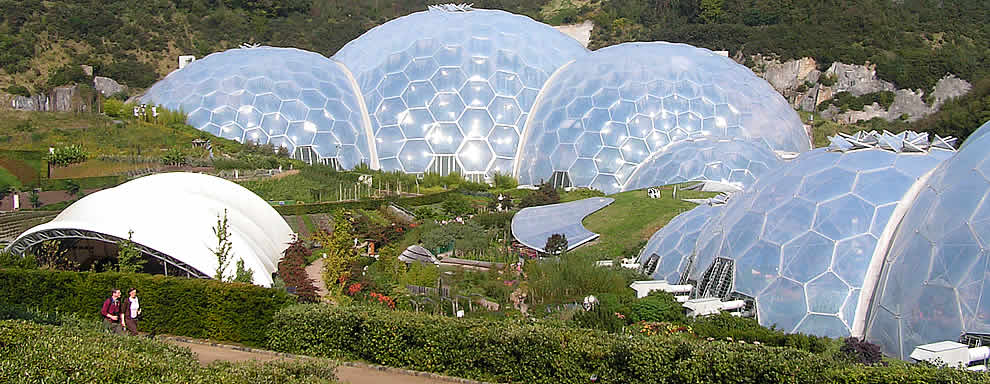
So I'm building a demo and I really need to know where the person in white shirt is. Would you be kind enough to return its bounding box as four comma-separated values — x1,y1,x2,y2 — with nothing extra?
120,288,141,336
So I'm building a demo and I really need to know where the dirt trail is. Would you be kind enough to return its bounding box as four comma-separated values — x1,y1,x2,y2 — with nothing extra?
165,338,468,384
305,258,329,297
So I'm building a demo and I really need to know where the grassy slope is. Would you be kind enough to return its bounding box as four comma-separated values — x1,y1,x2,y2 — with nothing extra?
570,186,718,260
0,110,240,156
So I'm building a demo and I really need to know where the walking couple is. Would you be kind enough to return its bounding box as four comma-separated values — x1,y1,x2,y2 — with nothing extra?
100,288,141,335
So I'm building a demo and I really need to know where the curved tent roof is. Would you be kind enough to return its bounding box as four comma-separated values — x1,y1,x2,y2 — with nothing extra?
7,172,293,286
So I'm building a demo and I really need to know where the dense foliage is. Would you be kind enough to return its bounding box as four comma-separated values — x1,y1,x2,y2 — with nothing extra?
0,0,550,93
0,320,339,383
519,183,560,208
268,304,985,384
591,0,988,91
819,91,897,113
0,268,295,346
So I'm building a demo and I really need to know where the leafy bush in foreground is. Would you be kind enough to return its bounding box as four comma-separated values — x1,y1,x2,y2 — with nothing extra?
0,320,338,384
0,268,295,346
269,304,984,384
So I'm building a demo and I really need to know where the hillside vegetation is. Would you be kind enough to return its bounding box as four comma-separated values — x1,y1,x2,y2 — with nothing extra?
0,0,986,97
590,0,988,91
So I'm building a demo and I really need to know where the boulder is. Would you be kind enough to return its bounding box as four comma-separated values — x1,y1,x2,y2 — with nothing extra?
93,76,126,97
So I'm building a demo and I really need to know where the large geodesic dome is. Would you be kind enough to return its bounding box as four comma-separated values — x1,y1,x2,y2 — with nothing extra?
622,137,781,193
638,203,721,283
513,42,809,193
689,131,955,338
867,121,990,359
333,5,588,178
141,47,372,169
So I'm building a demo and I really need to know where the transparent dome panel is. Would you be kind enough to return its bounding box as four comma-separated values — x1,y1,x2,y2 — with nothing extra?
867,121,990,359
623,137,781,193
637,204,721,283
142,46,371,169
516,42,811,191
334,6,588,175
691,134,955,339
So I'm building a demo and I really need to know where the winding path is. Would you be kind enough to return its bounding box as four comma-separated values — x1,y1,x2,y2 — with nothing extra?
164,337,483,384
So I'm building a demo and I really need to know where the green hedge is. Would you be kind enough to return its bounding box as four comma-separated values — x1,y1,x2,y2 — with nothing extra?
269,305,985,384
41,175,123,191
0,320,338,383
274,190,456,215
0,269,294,346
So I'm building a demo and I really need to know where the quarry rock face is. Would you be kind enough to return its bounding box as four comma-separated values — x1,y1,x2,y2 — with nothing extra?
825,62,896,96
94,76,126,97
752,55,972,124
3,85,93,112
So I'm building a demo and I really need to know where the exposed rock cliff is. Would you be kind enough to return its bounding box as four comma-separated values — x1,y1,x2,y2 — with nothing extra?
750,55,971,124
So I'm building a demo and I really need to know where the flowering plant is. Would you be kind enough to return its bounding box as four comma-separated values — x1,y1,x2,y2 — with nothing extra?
638,321,693,336
368,292,396,309
346,283,362,296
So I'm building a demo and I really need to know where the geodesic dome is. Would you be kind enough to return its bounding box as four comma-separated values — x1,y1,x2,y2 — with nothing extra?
622,137,781,193
689,131,955,338
141,46,371,169
333,5,588,177
513,42,809,193
638,203,721,283
866,121,990,359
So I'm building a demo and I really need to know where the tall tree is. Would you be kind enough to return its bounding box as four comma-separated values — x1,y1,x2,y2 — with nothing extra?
211,209,234,281
320,210,358,298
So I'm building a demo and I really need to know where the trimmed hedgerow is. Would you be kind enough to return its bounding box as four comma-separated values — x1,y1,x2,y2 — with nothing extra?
0,320,338,383
0,269,294,346
274,190,458,215
268,304,985,384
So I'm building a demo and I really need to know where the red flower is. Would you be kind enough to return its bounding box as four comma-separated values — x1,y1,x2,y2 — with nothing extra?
347,283,362,295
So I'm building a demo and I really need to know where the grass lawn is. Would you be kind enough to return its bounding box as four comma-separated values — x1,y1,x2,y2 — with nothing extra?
569,185,718,260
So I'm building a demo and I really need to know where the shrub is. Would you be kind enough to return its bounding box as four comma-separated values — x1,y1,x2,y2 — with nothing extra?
0,320,339,383
46,144,88,166
278,238,319,303
629,291,687,324
3,84,30,97
841,337,884,366
471,211,514,229
103,97,128,118
0,269,295,346
440,194,475,217
819,73,838,86
268,304,985,384
689,312,830,353
519,183,560,208
46,64,91,88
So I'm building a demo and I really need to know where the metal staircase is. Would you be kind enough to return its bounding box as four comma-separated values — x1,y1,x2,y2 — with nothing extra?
697,257,734,299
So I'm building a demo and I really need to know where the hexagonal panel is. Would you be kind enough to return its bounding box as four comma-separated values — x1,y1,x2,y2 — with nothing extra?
398,140,433,173
429,93,466,122
398,108,435,139
427,123,463,154
457,140,494,172
489,125,519,157
458,109,495,138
